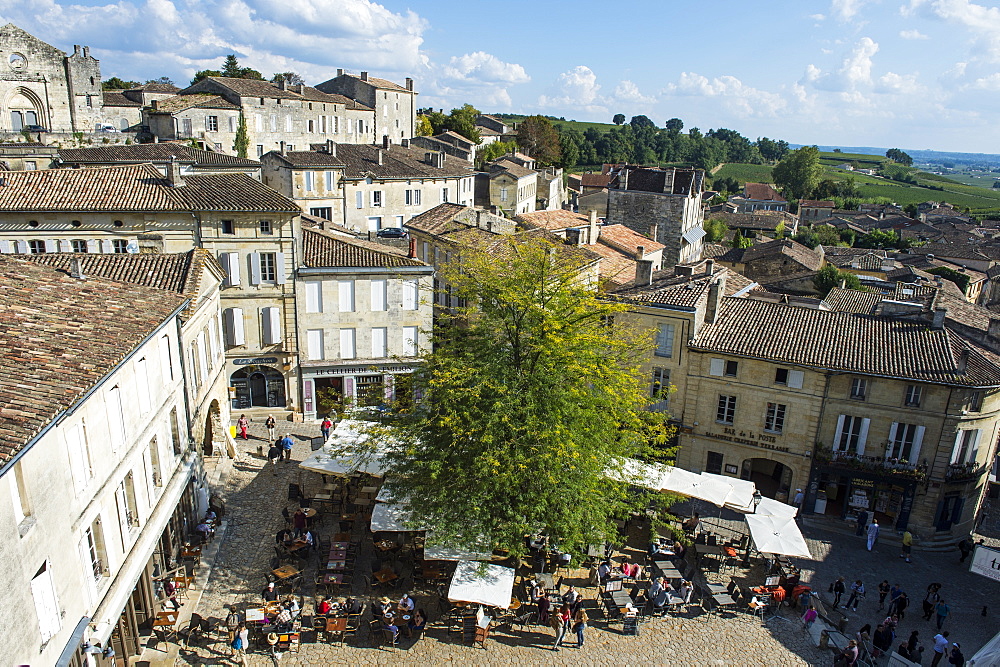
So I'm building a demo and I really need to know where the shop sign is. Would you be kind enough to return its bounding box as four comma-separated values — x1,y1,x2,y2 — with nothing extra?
851,478,874,488
703,427,790,453
311,365,412,376
233,357,279,366
970,545,1000,583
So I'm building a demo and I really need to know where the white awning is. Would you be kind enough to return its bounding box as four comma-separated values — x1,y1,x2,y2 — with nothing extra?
424,543,493,562
754,496,799,520
370,500,427,532
699,472,756,511
661,467,707,498
605,458,670,491
687,474,735,507
969,628,1000,666
745,514,812,559
448,560,515,609
682,226,707,245
298,419,388,477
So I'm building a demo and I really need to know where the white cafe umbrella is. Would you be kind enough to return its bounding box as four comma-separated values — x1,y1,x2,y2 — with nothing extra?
370,500,428,533
969,628,1000,666
754,496,799,520
448,560,515,609
604,458,670,491
697,472,756,511
299,419,388,477
424,542,493,562
660,467,703,497
745,513,812,559
687,474,735,507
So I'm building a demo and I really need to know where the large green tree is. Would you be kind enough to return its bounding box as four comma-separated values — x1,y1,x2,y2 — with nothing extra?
885,148,913,166
772,145,823,199
444,104,481,143
517,115,561,165
222,54,263,80
813,265,862,296
379,238,674,558
102,76,139,90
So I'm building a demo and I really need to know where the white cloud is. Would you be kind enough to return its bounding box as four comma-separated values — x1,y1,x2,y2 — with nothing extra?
899,28,929,38
830,0,876,21
613,80,655,105
442,52,529,85
664,72,788,117
805,37,879,92
876,71,922,93
537,65,606,112
907,0,1000,61
810,13,827,20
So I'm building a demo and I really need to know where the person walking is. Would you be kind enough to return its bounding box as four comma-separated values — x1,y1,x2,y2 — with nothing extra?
878,580,890,610
931,632,951,667
321,416,333,441
856,509,869,536
802,605,819,630
847,580,865,612
267,441,281,471
265,414,276,441
900,530,913,563
551,603,570,650
835,639,860,666
280,433,294,461
237,414,250,440
231,621,248,665
867,518,880,551
958,538,973,563
923,583,942,621
895,592,909,620
935,599,950,630
225,605,241,649
793,488,804,506
950,642,965,667
572,607,588,648
832,576,846,608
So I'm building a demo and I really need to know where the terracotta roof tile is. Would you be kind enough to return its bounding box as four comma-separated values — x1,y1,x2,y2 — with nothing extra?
270,144,471,180
490,159,535,179
743,182,786,202
58,144,260,168
301,228,426,268
0,256,188,463
612,266,755,309
102,91,141,107
598,223,665,253
150,94,240,113
517,209,591,232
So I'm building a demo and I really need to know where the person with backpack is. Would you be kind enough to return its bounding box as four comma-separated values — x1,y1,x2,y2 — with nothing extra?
231,622,248,664
225,605,241,647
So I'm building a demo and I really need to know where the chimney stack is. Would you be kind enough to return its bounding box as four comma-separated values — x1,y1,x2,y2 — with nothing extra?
408,237,416,258
636,259,654,286
278,78,287,90
401,138,410,148
705,276,726,324
932,307,947,329
325,139,336,156
706,258,715,275
405,77,413,91
295,84,305,94
69,257,86,280
589,209,599,244
382,135,391,149
636,245,646,260
566,228,583,246
958,347,970,374
360,71,369,82
648,221,658,243
73,45,81,56
279,141,286,156
337,68,344,77
82,46,90,58
167,155,184,187
376,149,384,166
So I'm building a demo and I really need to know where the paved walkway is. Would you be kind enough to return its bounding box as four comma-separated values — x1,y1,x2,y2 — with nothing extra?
168,421,835,666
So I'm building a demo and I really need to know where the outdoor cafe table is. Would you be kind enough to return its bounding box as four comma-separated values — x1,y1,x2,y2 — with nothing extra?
322,573,345,585
652,558,682,580
536,572,560,593
325,616,348,642
285,539,310,553
330,541,350,550
705,582,729,595
152,610,178,642
303,508,318,518
374,568,398,584
328,549,347,560
609,590,634,613
375,539,398,551
711,592,738,614
272,565,301,581
421,565,447,580
333,533,351,542
326,560,347,571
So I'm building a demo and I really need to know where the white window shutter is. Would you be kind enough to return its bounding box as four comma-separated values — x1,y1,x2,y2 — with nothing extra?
30,564,61,643
371,327,386,357
886,423,899,459
224,308,245,346
339,328,356,359
833,414,846,450
249,253,262,285
66,424,88,495
356,191,363,209
0,240,9,253
86,239,99,253
275,252,286,285
59,239,74,252
307,329,324,360
44,239,57,252
403,326,418,356
951,431,965,464
709,358,725,377
403,278,418,310
787,370,804,389
262,306,282,345
305,282,323,313
338,280,354,312
970,429,981,462
857,418,870,455
14,240,27,253
101,239,114,254
910,425,926,463
371,279,387,311
221,252,241,287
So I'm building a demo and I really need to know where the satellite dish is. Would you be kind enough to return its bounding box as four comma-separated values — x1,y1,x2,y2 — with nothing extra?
126,241,140,254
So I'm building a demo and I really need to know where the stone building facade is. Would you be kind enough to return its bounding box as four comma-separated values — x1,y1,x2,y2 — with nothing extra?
0,256,221,665
0,163,304,414
475,158,537,216
0,24,104,133
260,141,474,231
315,70,417,144
606,166,706,269
296,227,434,418
146,77,376,156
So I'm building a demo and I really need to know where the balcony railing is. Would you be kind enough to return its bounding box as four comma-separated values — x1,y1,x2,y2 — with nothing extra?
945,461,989,482
820,449,928,480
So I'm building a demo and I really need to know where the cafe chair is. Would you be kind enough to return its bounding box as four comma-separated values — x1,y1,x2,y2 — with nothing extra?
381,627,399,651
747,593,770,623
368,620,384,647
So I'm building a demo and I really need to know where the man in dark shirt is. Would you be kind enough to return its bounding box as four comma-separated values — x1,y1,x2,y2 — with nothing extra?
262,582,278,602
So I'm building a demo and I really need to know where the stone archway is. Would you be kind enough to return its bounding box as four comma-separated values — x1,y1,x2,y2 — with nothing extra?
5,87,45,131
203,399,226,457
741,457,793,502
229,365,286,409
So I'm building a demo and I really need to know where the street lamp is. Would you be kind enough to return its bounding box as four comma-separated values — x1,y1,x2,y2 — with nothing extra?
751,490,763,513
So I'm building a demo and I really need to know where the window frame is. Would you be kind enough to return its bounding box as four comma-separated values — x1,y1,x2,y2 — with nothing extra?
904,384,922,407
850,377,868,400
716,394,736,425
764,402,786,434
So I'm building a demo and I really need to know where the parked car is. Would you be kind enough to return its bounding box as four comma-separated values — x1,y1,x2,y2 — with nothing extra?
23,125,48,133
96,124,119,133
376,227,408,239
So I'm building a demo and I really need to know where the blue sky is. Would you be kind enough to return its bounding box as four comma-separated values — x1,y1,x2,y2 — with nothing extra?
4,0,1000,152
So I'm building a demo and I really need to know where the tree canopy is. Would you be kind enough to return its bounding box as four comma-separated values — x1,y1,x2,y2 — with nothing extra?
476,139,518,166
885,148,913,166
421,104,481,143
378,238,675,558
271,72,305,86
664,118,684,133
233,112,249,159
772,146,823,200
222,54,263,80
703,218,729,242
516,115,561,165
612,114,625,125
813,265,862,296
102,77,139,90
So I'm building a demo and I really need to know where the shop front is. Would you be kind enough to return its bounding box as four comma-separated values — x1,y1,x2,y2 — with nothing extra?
301,362,417,420
806,461,919,531
227,356,291,410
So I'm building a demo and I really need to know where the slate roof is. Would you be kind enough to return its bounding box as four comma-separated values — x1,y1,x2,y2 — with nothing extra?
266,151,345,168
0,164,298,212
612,265,756,310
296,86,372,110
0,256,188,463
102,91,141,107
150,94,240,113
743,183,785,202
301,228,426,268
690,297,1000,387
59,144,260,168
